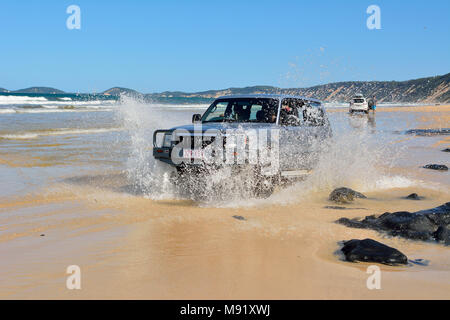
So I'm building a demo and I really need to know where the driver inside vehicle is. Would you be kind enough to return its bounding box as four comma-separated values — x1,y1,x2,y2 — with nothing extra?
231,103,250,121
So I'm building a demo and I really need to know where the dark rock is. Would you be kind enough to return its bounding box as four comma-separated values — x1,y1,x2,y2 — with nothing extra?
341,239,408,265
336,217,368,229
423,164,448,171
442,148,450,152
405,193,421,200
232,215,246,221
40,234,45,236
377,211,436,235
434,226,450,245
336,202,450,243
329,187,367,204
416,203,450,226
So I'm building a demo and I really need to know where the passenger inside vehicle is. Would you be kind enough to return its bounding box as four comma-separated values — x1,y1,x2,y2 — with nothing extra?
255,108,277,123
280,100,301,126
256,110,265,122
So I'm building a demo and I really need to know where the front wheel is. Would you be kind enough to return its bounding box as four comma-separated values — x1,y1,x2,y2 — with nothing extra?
252,166,277,198
254,177,275,198
175,166,209,200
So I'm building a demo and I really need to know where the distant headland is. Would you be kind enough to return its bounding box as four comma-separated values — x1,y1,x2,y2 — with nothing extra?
2,72,449,103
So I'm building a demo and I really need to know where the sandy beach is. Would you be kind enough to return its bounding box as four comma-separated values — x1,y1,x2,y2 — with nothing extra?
0,103,449,299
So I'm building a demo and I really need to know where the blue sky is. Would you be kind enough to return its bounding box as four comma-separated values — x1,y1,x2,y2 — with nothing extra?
1,0,449,93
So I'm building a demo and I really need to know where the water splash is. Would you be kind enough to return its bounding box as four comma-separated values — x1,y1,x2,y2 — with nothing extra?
217,126,414,208
116,95,180,199
117,96,415,206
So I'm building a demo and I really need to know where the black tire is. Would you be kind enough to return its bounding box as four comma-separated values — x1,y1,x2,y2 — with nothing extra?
175,166,209,200
252,166,276,198
254,177,274,198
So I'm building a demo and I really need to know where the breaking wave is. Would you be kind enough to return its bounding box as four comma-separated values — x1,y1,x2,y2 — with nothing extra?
0,95,48,104
0,95,115,105
0,128,121,140
0,108,16,114
0,94,117,114
11,107,114,114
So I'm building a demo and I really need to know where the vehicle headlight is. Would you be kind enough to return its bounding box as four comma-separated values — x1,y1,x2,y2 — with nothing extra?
162,133,172,147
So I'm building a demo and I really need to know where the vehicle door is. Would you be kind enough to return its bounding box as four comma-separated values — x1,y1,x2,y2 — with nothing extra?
278,98,313,171
300,102,330,168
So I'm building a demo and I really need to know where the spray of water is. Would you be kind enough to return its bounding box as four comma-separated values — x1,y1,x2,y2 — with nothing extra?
116,95,180,199
222,125,414,208
116,96,415,206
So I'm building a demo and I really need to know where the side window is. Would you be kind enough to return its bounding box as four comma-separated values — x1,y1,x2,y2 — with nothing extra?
204,101,230,122
302,103,325,126
280,98,301,126
255,100,277,123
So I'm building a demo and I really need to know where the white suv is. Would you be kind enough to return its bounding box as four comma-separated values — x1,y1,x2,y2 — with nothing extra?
349,94,369,113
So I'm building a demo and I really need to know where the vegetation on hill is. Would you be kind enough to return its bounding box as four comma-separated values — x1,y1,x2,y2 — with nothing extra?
146,73,450,103
102,87,142,97
13,87,65,94
4,73,449,103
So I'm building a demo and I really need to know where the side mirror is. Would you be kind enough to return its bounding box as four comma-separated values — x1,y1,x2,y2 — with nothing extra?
192,114,202,123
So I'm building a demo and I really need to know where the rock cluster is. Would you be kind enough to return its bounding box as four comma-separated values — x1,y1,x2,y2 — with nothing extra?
337,202,450,243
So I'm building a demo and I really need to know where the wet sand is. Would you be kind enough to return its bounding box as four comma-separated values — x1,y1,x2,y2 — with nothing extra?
0,104,449,299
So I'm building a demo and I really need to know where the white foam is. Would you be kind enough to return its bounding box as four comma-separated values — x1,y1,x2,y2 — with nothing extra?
14,107,114,114
0,95,48,103
0,108,15,114
364,176,418,191
0,133,39,139
37,100,116,106
0,94,116,108
0,128,122,140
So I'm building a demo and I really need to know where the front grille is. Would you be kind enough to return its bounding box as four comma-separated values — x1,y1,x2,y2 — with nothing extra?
178,135,216,149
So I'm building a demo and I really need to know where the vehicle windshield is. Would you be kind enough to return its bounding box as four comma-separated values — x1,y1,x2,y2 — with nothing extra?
201,98,279,123
353,98,365,103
